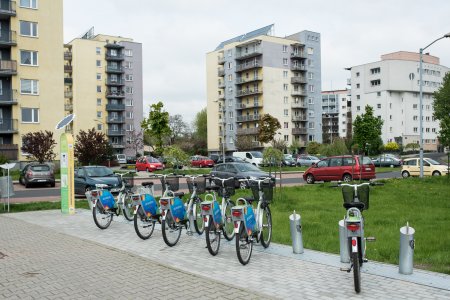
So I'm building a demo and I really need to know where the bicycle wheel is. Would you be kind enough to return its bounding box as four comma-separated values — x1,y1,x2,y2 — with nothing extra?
235,223,252,265
161,211,182,247
122,193,134,221
260,205,272,248
134,207,155,240
92,201,113,229
352,252,361,293
205,219,221,256
222,200,235,241
193,199,205,235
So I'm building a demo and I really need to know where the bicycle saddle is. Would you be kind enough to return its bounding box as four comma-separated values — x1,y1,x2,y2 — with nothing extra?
205,186,220,191
174,192,185,198
142,182,154,187
343,202,365,211
244,196,256,204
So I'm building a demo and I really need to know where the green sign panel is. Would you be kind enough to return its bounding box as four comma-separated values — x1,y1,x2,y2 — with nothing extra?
60,133,75,214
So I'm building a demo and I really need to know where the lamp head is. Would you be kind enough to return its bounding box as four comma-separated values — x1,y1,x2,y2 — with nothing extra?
444,33,450,38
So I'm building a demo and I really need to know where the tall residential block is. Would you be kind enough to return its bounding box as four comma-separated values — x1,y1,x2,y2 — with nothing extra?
64,30,143,156
206,25,322,155
0,0,64,161
349,51,449,151
321,89,352,143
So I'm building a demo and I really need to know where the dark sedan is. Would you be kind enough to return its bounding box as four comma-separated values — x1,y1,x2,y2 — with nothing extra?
210,162,270,189
74,166,122,195
371,156,402,167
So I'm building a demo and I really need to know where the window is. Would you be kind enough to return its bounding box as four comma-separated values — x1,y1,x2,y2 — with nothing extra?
126,87,134,94
96,86,101,92
284,135,289,142
426,128,430,133
356,83,360,88
282,45,288,53
20,0,38,9
228,123,234,131
371,79,381,86
356,106,361,111
228,62,233,69
390,115,392,120
229,111,233,118
356,95,360,100
228,74,232,82
284,109,289,116
284,122,289,129
308,72,313,80
96,47,101,55
390,127,393,133
125,74,133,81
20,50,38,66
96,73,101,80
413,127,418,133
126,124,134,131
308,122,314,129
96,60,101,67
307,47,314,55
308,97,314,104
97,124,102,130
283,70,288,78
283,96,288,104
308,110,315,117
432,128,436,133
356,72,360,77
97,111,102,118
370,67,380,74
125,49,133,57
283,84,288,91
377,92,381,97
377,103,381,109
309,85,314,92
125,61,132,69
283,58,288,66
21,108,39,123
110,49,118,57
20,79,39,94
126,111,134,119
413,104,418,109
125,99,133,106
97,98,101,106
20,21,38,37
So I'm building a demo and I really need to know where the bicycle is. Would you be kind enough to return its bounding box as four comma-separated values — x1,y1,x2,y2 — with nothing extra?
85,183,118,230
333,181,382,293
131,181,161,240
200,176,236,256
231,177,274,265
115,172,136,221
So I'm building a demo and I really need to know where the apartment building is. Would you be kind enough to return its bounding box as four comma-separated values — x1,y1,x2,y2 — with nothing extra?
206,25,322,155
64,29,143,156
0,0,64,161
349,51,449,151
321,89,351,143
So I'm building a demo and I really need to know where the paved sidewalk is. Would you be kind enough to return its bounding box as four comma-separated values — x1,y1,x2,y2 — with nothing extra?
1,210,450,299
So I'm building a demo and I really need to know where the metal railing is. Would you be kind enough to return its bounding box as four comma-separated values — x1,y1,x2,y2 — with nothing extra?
291,102,306,109
0,119,18,133
0,89,17,104
64,51,72,60
106,66,124,73
291,90,307,96
0,60,17,74
218,68,225,76
236,115,261,122
107,129,125,136
0,30,16,45
235,48,262,60
292,115,307,122
106,104,126,110
292,128,307,135
64,91,73,98
236,76,263,84
64,77,73,85
236,61,262,72
106,91,125,98
290,52,307,59
64,65,72,72
106,78,124,85
237,127,259,135
291,76,306,84
236,88,263,97
0,1,16,15
105,53,124,60
107,116,125,123
291,65,306,71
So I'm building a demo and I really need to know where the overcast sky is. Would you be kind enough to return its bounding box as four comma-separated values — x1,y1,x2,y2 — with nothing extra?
64,0,450,124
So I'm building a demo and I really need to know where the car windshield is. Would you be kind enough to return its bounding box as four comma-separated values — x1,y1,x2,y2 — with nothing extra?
310,156,319,160
148,157,159,163
426,158,441,165
250,151,263,158
86,167,114,177
235,163,260,172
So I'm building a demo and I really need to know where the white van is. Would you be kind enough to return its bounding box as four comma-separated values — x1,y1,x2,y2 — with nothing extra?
116,154,127,164
233,151,263,167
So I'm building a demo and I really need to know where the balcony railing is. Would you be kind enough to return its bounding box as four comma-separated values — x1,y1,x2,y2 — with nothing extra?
218,68,225,77
218,56,225,64
291,76,306,84
236,115,261,122
237,127,259,135
0,1,16,16
291,90,307,96
292,115,307,122
64,51,72,60
291,102,306,109
235,48,262,60
107,116,125,123
107,129,125,136
236,88,263,97
64,103,73,111
292,128,307,135
64,65,72,73
106,78,124,86
0,89,17,105
0,60,16,75
236,61,262,72
236,102,262,110
106,90,125,98
218,81,225,88
236,76,263,85
106,104,125,111
64,91,73,98
0,143,18,160
105,42,124,49
111,143,125,149
218,94,225,100
106,66,124,73
64,77,73,85
0,30,16,46
290,52,306,59
105,53,124,60
0,118,18,133
291,65,306,71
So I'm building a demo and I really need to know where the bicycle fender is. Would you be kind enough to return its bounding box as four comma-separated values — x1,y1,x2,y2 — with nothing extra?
133,204,140,215
204,215,209,228
234,221,241,233
351,237,358,253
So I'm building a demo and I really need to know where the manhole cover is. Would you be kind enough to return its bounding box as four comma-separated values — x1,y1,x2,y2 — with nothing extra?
0,252,6,259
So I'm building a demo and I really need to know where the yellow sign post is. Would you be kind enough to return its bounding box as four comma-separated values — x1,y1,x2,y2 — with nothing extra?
60,133,75,215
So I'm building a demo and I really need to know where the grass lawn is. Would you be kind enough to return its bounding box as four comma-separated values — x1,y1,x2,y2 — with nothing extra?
0,200,90,214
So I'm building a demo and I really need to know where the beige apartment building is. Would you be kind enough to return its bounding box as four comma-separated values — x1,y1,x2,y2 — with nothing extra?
206,25,322,155
0,0,64,161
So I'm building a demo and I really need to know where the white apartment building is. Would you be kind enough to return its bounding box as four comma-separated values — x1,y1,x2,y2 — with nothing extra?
349,51,449,151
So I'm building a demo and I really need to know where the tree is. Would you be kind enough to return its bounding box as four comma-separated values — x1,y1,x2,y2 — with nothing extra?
319,138,349,157
141,101,171,154
258,114,281,144
405,142,419,152
191,108,207,155
235,135,254,151
163,145,189,170
288,140,302,155
262,147,284,167
271,136,287,152
169,114,188,144
21,131,57,163
74,128,112,165
306,141,321,155
433,72,450,148
384,141,399,152
352,105,384,155
125,130,144,157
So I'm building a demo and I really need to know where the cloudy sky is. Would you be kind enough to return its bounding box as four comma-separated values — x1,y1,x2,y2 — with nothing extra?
64,0,450,123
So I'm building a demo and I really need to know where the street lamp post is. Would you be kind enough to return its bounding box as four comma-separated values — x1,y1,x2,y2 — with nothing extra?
419,33,450,178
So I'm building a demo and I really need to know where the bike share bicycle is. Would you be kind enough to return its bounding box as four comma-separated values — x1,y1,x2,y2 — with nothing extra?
231,177,274,265
131,180,161,240
200,176,236,256
85,171,136,229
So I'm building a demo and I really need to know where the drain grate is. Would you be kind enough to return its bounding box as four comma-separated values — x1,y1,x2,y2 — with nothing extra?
0,252,6,259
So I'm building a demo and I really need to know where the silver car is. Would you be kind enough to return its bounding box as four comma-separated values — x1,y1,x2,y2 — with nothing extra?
296,155,320,166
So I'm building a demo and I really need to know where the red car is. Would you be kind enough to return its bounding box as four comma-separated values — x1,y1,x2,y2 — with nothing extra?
191,155,214,168
302,155,375,184
135,156,164,172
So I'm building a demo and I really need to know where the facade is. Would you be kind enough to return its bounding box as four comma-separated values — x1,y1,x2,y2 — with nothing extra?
321,89,351,143
64,31,143,156
0,0,64,161
206,25,322,155
349,51,449,151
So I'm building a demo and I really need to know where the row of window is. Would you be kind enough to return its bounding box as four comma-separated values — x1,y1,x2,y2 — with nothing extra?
96,60,133,69
96,99,134,106
96,74,134,81
96,47,133,57
97,111,134,119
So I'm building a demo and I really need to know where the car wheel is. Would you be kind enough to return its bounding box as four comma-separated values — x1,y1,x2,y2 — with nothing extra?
402,171,410,178
25,182,31,188
342,174,352,182
51,182,55,188
306,174,315,184
432,171,441,176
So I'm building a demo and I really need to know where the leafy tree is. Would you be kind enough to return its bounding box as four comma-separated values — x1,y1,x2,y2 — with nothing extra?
319,138,349,156
74,128,112,165
271,136,287,152
163,145,189,170
384,141,399,152
405,142,419,152
21,130,57,163
169,114,189,144
258,114,281,144
125,130,144,157
288,140,302,155
235,135,254,151
141,101,171,153
191,108,207,154
352,105,384,155
262,147,284,167
306,141,321,155
433,72,450,148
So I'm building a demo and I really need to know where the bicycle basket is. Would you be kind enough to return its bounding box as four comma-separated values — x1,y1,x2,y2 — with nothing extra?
187,176,206,194
342,185,369,210
122,173,135,189
215,178,235,198
250,180,274,202
161,176,180,192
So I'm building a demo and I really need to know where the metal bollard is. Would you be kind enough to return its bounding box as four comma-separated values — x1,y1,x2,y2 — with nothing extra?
399,222,415,275
289,210,304,254
339,219,350,263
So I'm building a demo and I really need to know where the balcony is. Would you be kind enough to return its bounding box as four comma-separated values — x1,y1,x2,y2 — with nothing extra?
291,76,306,84
292,128,307,135
236,88,263,98
105,53,124,61
106,66,124,73
347,78,351,85
218,106,225,113
292,115,307,122
107,116,125,123
218,81,225,88
236,115,261,122
236,61,262,72
236,102,262,110
106,104,125,111
237,127,259,135
291,65,306,72
291,90,307,97
0,143,17,160
290,52,307,59
107,129,125,136
106,90,125,98
0,30,16,47
64,91,73,98
105,42,124,49
291,102,306,109
64,65,72,73
218,56,225,64
218,68,225,77
218,94,225,100
106,78,125,86
0,60,16,75
0,89,17,105
0,1,16,18
235,48,262,60
64,103,73,111
0,118,18,133
64,77,73,85
236,76,263,85
64,51,72,60
111,143,125,149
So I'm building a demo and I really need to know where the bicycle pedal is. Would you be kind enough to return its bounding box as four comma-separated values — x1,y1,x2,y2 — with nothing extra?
366,237,376,242
340,267,351,273
363,258,368,263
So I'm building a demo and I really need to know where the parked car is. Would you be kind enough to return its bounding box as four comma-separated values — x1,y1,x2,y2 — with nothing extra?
209,154,221,163
115,154,127,164
191,155,215,168
74,166,121,195
302,155,376,184
401,157,449,177
296,155,320,167
233,151,263,166
371,155,402,167
210,162,270,189
135,156,165,172
126,156,138,164
19,163,55,188
282,154,297,167
216,156,247,164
